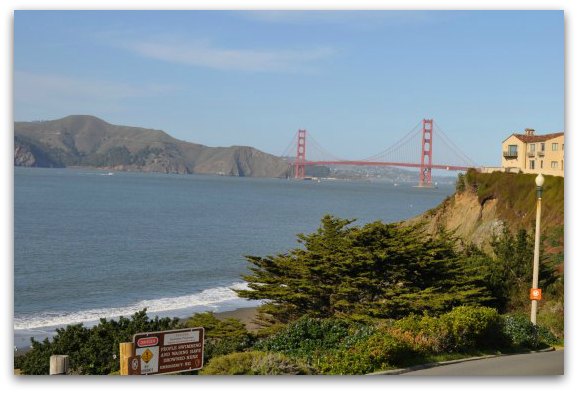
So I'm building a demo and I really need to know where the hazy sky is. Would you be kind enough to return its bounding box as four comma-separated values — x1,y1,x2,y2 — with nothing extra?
14,10,564,166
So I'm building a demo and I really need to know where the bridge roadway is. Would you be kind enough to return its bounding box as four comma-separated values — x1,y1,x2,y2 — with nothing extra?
301,160,473,171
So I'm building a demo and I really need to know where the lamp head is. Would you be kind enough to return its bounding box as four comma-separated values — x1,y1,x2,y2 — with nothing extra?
535,173,545,188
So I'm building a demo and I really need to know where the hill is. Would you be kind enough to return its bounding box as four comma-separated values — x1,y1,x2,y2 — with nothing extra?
407,170,564,255
14,115,292,177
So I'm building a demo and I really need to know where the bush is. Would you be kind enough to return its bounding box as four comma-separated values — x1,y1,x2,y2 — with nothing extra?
391,314,452,353
17,309,180,375
200,351,311,375
315,331,418,375
441,306,503,350
255,316,354,359
392,306,503,353
183,312,255,362
501,314,557,350
537,300,564,342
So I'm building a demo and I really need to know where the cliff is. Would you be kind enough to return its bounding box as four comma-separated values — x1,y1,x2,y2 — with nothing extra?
407,170,564,254
14,115,291,178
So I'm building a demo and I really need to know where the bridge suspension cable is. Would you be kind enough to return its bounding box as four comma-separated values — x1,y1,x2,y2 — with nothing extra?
282,118,478,184
433,121,478,168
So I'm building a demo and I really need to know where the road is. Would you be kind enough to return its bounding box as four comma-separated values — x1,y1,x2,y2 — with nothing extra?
400,350,564,376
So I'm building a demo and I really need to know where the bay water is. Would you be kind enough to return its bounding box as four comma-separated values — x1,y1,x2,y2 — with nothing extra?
14,167,454,347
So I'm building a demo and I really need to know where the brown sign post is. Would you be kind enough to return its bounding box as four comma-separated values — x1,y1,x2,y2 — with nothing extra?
132,327,204,375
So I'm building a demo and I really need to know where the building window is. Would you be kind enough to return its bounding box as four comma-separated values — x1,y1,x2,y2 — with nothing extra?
552,143,558,151
540,142,546,151
530,143,535,152
551,161,558,169
541,160,543,169
529,160,535,169
508,145,518,155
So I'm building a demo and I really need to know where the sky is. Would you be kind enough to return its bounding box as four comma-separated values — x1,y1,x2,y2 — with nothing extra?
12,9,564,166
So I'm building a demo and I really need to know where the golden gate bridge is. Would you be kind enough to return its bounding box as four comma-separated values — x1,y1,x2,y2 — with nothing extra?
281,119,479,187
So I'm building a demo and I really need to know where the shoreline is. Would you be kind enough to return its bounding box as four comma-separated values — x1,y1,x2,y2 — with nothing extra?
14,306,260,357
212,306,261,331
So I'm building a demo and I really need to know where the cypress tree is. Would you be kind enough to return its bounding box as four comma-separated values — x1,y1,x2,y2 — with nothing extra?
236,215,492,324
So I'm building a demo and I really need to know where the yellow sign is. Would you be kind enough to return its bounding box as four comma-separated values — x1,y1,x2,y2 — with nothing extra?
141,348,154,363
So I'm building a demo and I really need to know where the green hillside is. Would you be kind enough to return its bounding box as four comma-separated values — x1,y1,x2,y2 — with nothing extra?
461,170,563,233
14,115,292,177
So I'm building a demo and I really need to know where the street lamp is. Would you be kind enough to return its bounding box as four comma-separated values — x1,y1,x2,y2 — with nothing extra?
530,173,544,325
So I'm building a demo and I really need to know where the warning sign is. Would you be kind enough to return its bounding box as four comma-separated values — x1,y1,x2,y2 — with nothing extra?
530,288,542,301
141,348,154,363
133,327,204,375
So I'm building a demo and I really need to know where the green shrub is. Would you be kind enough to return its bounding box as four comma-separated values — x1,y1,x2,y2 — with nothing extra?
392,314,452,353
537,299,564,342
17,309,180,375
441,306,503,351
255,316,354,359
200,351,311,375
501,314,557,349
315,331,418,375
392,314,450,353
184,312,248,339
392,306,503,353
184,311,255,362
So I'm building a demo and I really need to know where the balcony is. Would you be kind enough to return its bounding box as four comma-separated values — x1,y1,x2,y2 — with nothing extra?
503,150,518,159
527,151,535,157
537,151,545,157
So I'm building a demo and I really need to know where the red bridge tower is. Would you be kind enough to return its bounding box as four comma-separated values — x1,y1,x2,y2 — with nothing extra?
419,119,434,187
294,129,307,179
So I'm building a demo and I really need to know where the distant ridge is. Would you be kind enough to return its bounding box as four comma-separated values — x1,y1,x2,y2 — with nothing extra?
14,115,292,177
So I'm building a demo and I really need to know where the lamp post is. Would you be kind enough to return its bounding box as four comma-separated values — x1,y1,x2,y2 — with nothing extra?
530,173,544,325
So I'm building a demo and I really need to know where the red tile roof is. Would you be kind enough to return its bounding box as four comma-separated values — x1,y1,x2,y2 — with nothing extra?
512,132,564,143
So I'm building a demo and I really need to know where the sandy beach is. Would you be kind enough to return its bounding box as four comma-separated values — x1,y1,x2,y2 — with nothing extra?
213,306,260,331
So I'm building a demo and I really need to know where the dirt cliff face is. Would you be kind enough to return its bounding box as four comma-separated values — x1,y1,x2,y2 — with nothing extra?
407,171,564,255
407,189,504,252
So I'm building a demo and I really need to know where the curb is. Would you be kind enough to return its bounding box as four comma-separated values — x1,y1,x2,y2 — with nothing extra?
367,347,556,375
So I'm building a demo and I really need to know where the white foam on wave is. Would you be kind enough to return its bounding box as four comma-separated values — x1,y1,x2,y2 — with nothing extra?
14,282,259,331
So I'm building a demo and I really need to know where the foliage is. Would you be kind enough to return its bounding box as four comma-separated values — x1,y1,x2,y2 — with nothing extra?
537,299,564,341
501,313,558,350
255,316,356,359
391,306,503,354
464,169,564,233
489,227,558,312
251,307,557,375
237,215,493,325
455,172,466,193
200,351,312,375
183,312,254,362
315,331,419,375
184,311,249,339
91,146,133,167
17,309,180,375
440,306,504,350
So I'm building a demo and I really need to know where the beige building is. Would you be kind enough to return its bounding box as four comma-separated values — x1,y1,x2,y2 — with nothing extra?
501,128,564,177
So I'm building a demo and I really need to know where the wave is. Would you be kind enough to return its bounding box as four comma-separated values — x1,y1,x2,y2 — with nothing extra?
14,282,260,331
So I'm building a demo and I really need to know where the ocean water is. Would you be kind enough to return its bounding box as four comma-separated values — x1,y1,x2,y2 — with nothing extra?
14,167,454,347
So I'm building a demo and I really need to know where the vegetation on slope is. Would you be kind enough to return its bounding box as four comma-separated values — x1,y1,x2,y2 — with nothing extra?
458,169,564,233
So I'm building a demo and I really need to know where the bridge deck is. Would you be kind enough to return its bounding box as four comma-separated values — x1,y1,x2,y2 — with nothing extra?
300,161,472,171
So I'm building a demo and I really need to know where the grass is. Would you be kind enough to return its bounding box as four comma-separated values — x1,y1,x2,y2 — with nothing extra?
464,170,564,242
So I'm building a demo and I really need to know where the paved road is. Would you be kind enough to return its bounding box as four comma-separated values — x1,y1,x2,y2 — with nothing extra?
400,350,564,376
